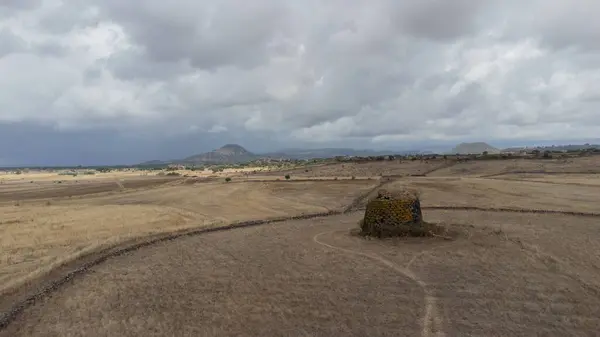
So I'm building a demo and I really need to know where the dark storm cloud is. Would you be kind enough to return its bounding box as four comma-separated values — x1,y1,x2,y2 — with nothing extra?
0,122,276,166
391,0,485,40
94,0,289,71
532,2,600,52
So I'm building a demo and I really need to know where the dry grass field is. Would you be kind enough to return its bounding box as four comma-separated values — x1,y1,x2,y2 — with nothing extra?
264,160,446,178
0,175,378,297
486,173,600,186
389,177,599,213
1,156,600,336
428,156,600,177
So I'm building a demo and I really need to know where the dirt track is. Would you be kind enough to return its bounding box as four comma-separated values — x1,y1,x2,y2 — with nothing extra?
2,157,600,336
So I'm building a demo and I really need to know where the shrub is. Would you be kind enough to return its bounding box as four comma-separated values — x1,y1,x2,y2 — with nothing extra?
284,174,291,180
166,172,181,176
225,177,232,182
351,176,356,180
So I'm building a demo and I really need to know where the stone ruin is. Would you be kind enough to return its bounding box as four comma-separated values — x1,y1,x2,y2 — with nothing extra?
360,189,431,238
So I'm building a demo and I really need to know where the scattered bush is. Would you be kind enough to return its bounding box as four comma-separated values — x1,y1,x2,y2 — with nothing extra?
225,177,232,182
166,172,181,176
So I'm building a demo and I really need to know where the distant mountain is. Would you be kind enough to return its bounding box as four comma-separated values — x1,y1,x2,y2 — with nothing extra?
139,144,257,165
451,142,500,155
182,144,258,164
139,144,436,166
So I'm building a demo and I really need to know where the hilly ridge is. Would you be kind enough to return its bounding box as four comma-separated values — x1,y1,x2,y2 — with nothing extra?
451,142,500,155
182,144,257,164
139,140,598,166
139,145,414,165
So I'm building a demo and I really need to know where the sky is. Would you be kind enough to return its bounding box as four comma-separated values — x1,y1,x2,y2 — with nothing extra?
1,0,600,166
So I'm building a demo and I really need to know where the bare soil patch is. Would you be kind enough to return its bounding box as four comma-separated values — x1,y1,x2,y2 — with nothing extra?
4,210,599,337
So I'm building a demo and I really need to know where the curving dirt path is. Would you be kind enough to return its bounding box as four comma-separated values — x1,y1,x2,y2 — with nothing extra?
3,208,600,337
313,230,445,337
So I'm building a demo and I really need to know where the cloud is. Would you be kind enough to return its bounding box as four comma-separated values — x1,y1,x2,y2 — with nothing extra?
0,0,42,12
0,28,27,57
1,0,600,164
390,0,485,41
528,1,600,52
208,125,228,133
